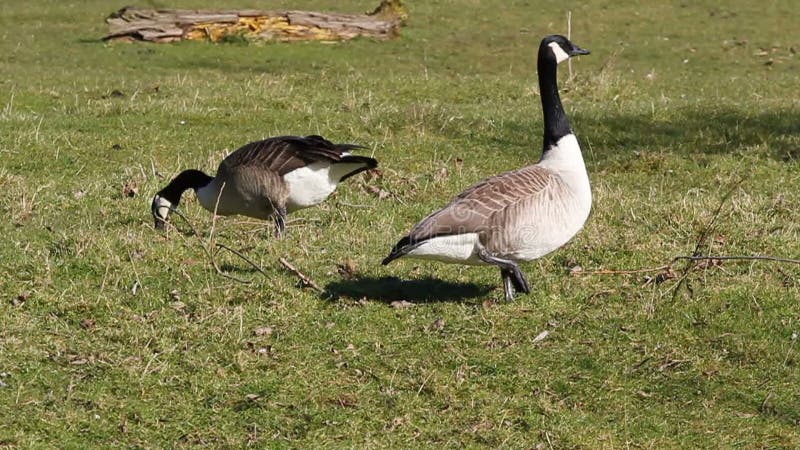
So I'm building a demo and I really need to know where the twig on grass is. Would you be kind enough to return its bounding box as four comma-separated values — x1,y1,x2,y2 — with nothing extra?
206,246,252,285
166,213,279,285
760,392,774,414
672,178,745,298
566,11,573,80
166,209,250,284
169,208,201,237
578,266,670,275
200,181,255,284
629,356,653,373
672,255,800,265
168,220,259,284
278,257,323,292
573,179,798,294
127,248,144,295
578,254,800,274
207,181,225,246
216,242,269,277
163,186,256,284
576,254,800,278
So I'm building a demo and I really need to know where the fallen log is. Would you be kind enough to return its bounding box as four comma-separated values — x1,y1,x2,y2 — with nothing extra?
104,0,406,43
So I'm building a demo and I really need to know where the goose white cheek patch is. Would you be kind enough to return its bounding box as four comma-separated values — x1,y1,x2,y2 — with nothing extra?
153,196,173,220
548,42,570,64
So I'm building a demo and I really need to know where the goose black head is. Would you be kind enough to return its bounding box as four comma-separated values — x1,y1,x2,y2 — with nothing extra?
151,169,213,230
540,35,590,64
151,193,175,230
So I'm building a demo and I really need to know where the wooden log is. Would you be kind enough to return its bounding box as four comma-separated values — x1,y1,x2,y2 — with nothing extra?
104,0,407,43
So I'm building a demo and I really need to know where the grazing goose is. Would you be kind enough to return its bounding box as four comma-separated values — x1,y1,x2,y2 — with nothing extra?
382,35,591,302
151,135,377,235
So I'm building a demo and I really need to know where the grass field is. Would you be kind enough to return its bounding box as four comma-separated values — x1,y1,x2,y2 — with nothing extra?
1,0,799,447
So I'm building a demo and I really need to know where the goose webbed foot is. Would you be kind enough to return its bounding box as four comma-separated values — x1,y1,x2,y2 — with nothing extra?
273,205,287,239
501,268,530,301
477,247,530,302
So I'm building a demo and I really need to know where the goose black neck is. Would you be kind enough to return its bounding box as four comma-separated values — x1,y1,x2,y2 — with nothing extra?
537,47,571,150
157,169,213,204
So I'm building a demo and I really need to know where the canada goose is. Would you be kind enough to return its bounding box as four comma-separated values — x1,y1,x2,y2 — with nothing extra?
382,35,591,302
151,135,377,235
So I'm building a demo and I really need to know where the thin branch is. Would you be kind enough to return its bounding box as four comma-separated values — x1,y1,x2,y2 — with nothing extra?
673,178,745,298
566,11,573,80
205,243,251,284
672,255,800,265
208,181,226,246
165,197,251,284
210,262,252,284
577,265,670,275
690,178,745,258
216,242,269,277
278,257,323,292
576,254,800,277
126,248,144,295
169,208,201,237
199,182,257,283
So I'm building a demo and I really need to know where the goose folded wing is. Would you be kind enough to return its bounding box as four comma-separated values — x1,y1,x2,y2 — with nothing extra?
405,166,558,245
221,135,366,176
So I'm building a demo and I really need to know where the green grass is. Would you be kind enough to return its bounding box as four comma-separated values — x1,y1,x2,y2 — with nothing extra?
1,0,799,447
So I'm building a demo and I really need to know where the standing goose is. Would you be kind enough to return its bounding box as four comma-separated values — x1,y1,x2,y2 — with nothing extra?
151,135,377,235
382,35,591,302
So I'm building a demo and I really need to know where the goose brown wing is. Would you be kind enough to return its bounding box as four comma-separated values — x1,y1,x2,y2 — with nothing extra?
219,135,366,176
408,165,557,243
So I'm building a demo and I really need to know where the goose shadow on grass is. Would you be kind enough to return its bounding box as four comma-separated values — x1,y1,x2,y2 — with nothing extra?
324,276,494,304
454,108,800,162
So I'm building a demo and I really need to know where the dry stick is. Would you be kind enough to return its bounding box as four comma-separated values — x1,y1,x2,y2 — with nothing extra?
673,255,800,265
578,254,800,276
200,181,254,283
169,208,201,237
169,200,275,284
206,243,251,284
577,179,745,279
167,187,252,284
578,265,669,276
566,11,573,80
278,257,323,293
206,182,256,284
215,242,269,277
173,215,254,284
690,178,745,259
126,248,144,295
672,178,745,298
572,177,800,284
213,264,251,284
207,181,225,246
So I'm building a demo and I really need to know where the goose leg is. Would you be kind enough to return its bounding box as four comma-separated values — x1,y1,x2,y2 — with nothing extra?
477,247,529,301
510,269,530,294
273,205,287,239
500,269,515,302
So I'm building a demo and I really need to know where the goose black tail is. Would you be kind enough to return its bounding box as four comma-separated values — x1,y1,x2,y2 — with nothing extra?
338,155,378,181
334,142,370,152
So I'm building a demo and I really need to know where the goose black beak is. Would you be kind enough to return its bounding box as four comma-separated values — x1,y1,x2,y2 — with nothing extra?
570,45,590,56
